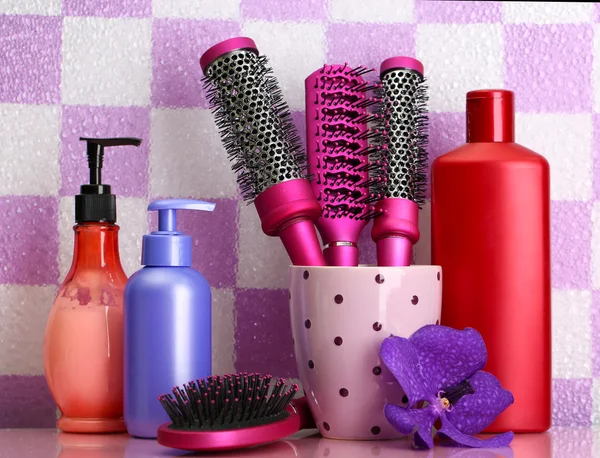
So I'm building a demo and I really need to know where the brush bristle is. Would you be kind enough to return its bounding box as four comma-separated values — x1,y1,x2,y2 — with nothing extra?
202,50,307,202
307,64,387,221
378,67,429,207
158,373,299,431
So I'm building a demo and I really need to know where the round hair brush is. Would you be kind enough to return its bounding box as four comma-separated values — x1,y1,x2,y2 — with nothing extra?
305,64,386,266
200,38,326,267
371,57,428,266
156,373,314,452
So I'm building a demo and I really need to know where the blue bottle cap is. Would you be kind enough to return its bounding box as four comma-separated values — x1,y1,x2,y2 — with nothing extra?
141,199,216,267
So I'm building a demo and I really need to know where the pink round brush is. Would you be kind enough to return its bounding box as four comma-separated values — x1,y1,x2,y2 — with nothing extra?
200,38,326,267
372,57,428,266
305,64,386,266
156,374,315,452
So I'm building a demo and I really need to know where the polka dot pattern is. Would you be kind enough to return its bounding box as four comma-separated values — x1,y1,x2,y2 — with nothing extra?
289,265,442,439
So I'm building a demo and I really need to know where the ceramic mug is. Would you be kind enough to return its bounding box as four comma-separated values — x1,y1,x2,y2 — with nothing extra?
289,265,442,440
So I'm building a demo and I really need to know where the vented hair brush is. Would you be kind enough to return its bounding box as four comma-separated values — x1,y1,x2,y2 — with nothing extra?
200,38,326,267
305,64,386,266
156,373,314,452
371,57,428,266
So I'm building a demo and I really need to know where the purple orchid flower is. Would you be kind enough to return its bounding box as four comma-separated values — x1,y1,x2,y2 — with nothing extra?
380,325,515,449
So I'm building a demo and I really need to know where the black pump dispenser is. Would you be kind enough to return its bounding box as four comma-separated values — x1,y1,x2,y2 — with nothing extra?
75,137,142,223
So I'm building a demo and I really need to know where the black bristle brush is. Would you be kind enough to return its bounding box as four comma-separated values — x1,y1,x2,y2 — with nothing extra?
199,37,326,267
371,56,429,266
156,373,314,452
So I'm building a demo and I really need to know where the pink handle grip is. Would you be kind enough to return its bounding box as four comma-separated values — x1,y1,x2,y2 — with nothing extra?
372,198,420,267
254,179,326,267
324,244,358,267
280,219,327,267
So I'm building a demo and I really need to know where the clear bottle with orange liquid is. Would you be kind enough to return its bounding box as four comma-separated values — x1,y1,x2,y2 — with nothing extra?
44,137,141,433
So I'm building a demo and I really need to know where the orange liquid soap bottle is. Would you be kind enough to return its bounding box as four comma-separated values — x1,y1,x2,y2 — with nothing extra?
43,137,141,433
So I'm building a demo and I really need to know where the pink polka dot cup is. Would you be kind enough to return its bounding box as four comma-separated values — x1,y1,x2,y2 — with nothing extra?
289,265,442,440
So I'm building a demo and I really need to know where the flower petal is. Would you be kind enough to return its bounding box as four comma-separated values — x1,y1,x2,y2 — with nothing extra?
409,325,487,394
384,403,437,449
380,336,431,406
446,371,515,435
438,414,514,449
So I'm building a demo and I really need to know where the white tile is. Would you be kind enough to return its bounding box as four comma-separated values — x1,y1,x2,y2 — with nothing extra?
0,0,60,14
593,378,600,426
330,0,413,23
0,285,56,375
552,289,592,379
153,0,239,19
242,21,325,110
504,2,592,24
62,17,151,106
116,197,149,277
516,113,592,201
417,24,504,112
150,109,237,199
593,26,600,113
0,104,59,196
236,200,292,289
413,200,431,266
58,197,148,280
212,287,235,375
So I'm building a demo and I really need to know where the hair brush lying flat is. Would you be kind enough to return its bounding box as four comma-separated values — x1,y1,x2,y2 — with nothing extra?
305,64,386,266
200,37,326,267
371,57,429,266
156,373,314,452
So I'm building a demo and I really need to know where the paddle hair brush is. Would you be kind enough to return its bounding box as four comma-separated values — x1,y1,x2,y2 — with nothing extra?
156,373,314,452
200,37,326,266
305,64,386,266
371,57,428,266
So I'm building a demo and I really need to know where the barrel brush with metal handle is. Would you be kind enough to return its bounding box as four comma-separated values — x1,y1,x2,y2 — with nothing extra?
371,57,429,266
200,37,326,267
305,64,386,266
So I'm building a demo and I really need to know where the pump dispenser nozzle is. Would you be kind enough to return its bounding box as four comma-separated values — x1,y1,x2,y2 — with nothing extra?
142,199,216,267
76,137,142,223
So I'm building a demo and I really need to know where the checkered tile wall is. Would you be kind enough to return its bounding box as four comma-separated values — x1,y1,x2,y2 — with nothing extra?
0,0,597,431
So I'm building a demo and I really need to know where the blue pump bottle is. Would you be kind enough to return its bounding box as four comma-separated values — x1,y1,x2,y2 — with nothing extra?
124,199,215,438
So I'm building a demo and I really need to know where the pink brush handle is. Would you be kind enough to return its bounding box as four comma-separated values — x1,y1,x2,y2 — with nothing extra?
372,198,420,266
324,243,358,266
254,179,326,267
280,219,327,267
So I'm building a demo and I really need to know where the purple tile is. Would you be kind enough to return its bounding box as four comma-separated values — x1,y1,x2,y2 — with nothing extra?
60,106,150,198
358,221,376,266
327,23,416,71
552,378,592,426
0,16,61,104
291,110,307,151
416,0,502,23
551,201,591,289
0,197,58,285
63,0,151,17
234,288,297,377
0,376,56,428
426,112,464,199
504,25,593,113
241,0,326,21
150,198,238,288
594,292,600,377
152,19,241,108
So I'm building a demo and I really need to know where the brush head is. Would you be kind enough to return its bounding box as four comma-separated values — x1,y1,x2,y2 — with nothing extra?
378,57,428,207
158,373,299,431
201,41,306,202
306,64,386,225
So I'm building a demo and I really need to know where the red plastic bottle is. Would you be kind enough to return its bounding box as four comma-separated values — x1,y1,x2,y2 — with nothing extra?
431,89,551,433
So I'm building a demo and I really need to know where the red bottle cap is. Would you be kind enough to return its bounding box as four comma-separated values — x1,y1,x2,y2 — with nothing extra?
466,89,514,143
